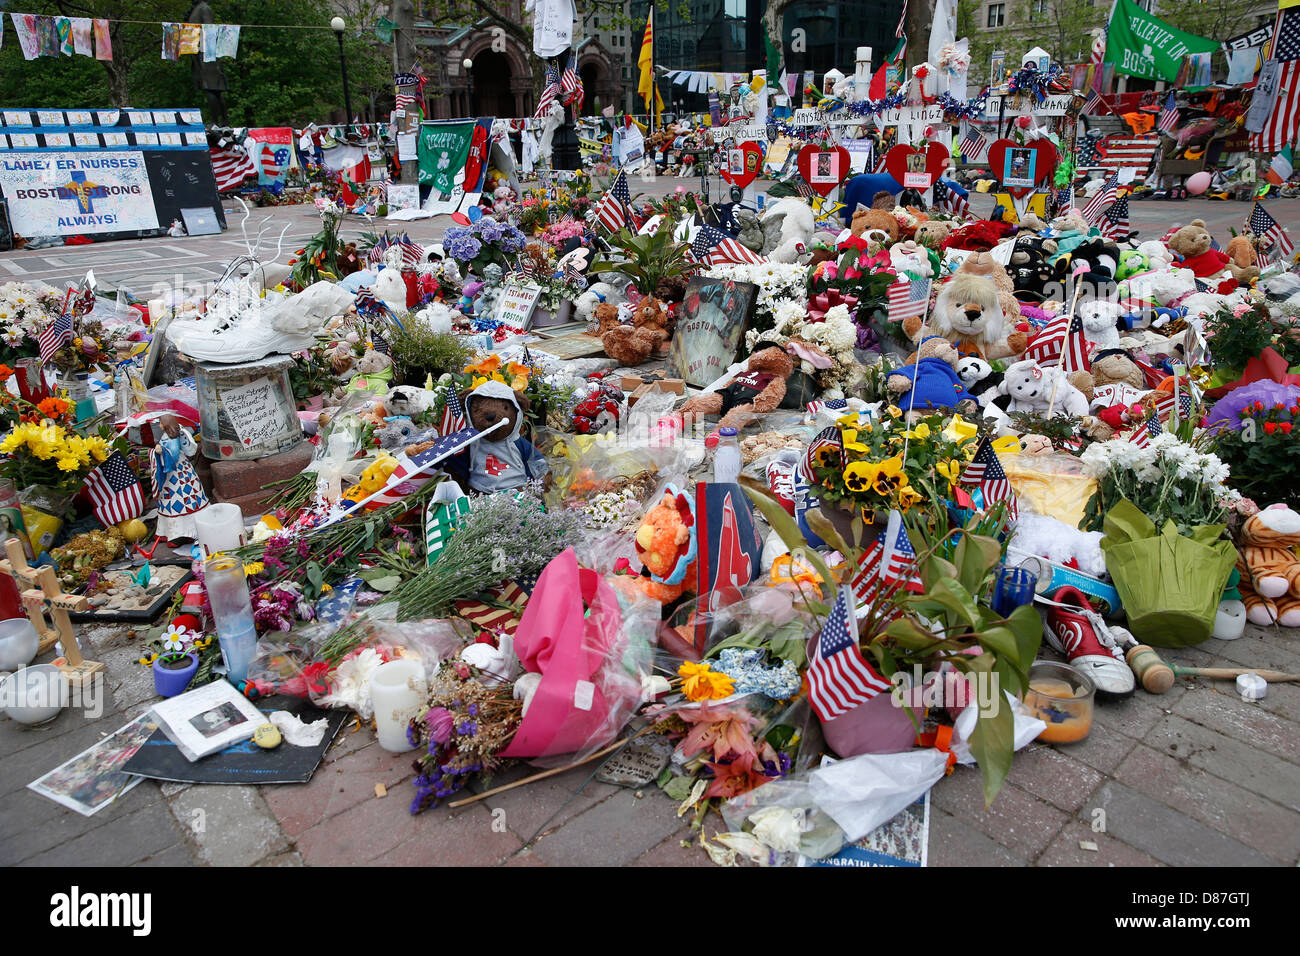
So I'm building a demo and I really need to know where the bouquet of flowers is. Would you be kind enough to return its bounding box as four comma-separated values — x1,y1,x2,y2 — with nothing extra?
407,660,524,812
0,281,63,362
1211,398,1300,509
443,216,527,274
289,197,346,288
745,299,862,392
0,418,116,509
1080,430,1238,534
539,218,587,254
706,261,809,340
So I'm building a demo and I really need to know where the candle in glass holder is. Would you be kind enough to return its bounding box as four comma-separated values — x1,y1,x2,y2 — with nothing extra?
370,659,426,753
194,504,247,558
204,554,257,683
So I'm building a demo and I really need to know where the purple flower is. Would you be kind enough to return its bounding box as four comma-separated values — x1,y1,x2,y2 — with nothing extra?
424,707,454,744
467,703,479,716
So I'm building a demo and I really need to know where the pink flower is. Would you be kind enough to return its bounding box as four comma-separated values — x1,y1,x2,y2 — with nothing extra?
424,707,455,744
1232,303,1252,317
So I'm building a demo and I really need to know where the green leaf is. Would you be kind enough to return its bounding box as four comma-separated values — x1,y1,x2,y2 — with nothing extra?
967,694,1016,807
805,507,853,555
659,774,697,802
954,532,1001,596
923,577,983,631
306,561,324,593
740,479,834,587
883,617,942,649
977,624,1021,666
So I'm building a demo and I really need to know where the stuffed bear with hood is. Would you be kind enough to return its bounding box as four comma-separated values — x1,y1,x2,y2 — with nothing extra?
907,272,1026,360
445,379,549,493
887,335,979,412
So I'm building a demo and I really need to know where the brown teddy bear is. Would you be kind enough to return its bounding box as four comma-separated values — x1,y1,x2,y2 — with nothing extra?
599,297,670,366
850,203,901,244
1225,234,1261,285
1168,219,1247,284
914,220,953,249
957,249,1022,321
336,242,363,277
679,346,794,436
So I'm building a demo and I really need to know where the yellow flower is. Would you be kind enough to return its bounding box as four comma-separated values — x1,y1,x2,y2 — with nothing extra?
843,461,874,492
841,428,868,454
936,459,963,485
243,562,265,576
85,436,110,463
471,375,488,388
903,422,931,441
320,583,333,594
886,405,903,418
897,485,924,510
678,661,736,701
56,456,80,472
870,455,908,496
812,444,840,469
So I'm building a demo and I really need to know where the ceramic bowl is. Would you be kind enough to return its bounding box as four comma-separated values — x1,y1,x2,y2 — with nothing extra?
0,617,38,672
1,663,69,725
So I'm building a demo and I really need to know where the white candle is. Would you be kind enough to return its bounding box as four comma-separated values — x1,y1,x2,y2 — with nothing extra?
370,660,426,753
193,504,247,558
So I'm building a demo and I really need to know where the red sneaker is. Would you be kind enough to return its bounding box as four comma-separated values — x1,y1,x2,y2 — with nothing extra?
1041,586,1135,698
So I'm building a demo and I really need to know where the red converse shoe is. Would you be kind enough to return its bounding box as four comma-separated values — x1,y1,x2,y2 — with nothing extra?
1041,586,1135,698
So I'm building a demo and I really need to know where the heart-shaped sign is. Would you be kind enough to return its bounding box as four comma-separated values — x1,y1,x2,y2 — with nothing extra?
986,137,1058,199
721,141,765,190
884,142,950,192
797,144,851,197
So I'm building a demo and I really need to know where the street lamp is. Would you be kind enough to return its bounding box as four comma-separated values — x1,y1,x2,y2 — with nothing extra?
463,57,474,117
331,17,354,124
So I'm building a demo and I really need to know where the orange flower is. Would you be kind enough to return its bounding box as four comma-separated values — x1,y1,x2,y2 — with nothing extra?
0,364,12,381
37,397,70,418
464,354,502,377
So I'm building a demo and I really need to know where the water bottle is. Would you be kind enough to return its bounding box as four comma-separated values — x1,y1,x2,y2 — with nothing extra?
713,426,741,484
204,555,258,683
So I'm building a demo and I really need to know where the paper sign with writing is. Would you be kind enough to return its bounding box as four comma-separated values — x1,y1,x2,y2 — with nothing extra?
985,94,1073,117
496,283,543,329
669,277,758,388
387,184,419,212
222,377,289,449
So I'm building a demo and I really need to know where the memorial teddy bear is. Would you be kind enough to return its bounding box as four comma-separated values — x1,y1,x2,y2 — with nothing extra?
850,202,901,246
598,297,670,366
1225,234,1261,285
678,346,793,441
445,379,549,493
1077,297,1126,351
1167,219,1242,284
1235,504,1300,627
914,219,952,250
886,335,980,413
634,486,698,605
957,248,1022,321
996,358,1090,418
346,348,394,394
906,272,1026,360
955,354,1004,406
573,281,618,328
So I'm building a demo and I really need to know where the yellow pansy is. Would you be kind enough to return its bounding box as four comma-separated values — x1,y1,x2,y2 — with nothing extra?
897,485,924,510
843,461,874,492
886,405,903,418
870,455,908,496
903,422,931,441
841,428,868,454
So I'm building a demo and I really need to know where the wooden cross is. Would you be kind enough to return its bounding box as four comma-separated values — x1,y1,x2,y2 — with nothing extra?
0,537,104,687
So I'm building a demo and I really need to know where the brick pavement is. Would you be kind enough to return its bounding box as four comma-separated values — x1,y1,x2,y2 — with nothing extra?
1,618,1296,866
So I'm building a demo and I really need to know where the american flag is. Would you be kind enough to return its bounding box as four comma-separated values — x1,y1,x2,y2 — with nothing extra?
85,451,145,527
358,426,485,511
367,234,390,265
38,313,73,363
354,286,392,320
560,52,584,113
1152,390,1195,424
439,384,468,436
881,510,924,593
850,536,886,606
886,276,929,323
1062,313,1090,373
1099,191,1130,241
371,332,390,356
799,425,842,483
961,435,1018,519
534,61,562,118
1082,87,1102,115
1082,170,1119,226
959,125,987,160
1157,91,1178,134
932,178,970,217
895,0,907,38
208,144,257,192
806,585,892,721
1025,311,1069,364
593,170,632,233
1250,8,1300,154
395,91,417,110
1250,202,1295,261
805,398,849,419
690,223,766,265
1125,412,1163,449
1089,32,1106,90
398,232,425,269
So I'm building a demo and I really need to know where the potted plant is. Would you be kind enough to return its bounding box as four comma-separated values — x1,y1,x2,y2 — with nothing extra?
148,621,205,698
589,227,696,297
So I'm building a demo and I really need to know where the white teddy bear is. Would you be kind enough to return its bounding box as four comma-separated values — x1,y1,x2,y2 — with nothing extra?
997,359,1089,417
1077,298,1124,351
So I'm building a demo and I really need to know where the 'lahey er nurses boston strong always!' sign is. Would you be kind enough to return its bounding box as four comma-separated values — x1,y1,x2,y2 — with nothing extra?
0,152,158,235
1104,0,1218,83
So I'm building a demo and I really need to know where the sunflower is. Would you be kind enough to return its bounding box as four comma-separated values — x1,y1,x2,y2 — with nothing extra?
678,661,736,701
843,461,874,492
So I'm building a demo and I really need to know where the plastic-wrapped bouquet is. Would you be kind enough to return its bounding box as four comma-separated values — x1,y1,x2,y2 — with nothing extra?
745,299,863,391
0,281,63,362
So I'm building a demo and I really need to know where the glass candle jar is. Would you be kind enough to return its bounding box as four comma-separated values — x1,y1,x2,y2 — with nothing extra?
203,554,257,683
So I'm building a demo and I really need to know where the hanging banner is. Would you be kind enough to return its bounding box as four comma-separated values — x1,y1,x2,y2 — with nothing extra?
245,127,296,185
0,151,159,235
1221,23,1272,53
1103,0,1218,83
417,120,475,195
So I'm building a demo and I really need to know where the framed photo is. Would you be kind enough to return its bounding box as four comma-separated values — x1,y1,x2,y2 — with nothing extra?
668,276,758,388
1002,146,1037,188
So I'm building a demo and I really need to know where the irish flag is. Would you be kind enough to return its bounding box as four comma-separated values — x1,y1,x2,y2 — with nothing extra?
1267,147,1294,186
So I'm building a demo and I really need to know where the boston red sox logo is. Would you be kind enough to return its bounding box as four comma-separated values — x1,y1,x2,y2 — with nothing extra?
484,455,509,477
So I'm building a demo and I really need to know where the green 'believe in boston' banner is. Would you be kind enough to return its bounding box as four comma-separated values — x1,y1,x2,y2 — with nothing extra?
418,121,476,195
1103,0,1219,83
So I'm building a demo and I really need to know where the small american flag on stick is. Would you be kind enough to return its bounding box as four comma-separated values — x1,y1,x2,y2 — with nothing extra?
86,451,145,527
806,585,892,721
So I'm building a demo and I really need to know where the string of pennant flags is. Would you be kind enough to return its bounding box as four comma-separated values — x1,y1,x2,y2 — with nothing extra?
3,12,243,63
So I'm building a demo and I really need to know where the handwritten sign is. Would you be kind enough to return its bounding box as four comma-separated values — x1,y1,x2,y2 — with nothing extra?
222,377,288,449
873,105,945,128
496,283,543,330
668,277,757,388
729,124,769,143
985,94,1072,117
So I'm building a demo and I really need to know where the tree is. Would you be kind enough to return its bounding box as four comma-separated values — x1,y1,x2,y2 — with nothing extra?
1008,0,1106,64
1153,0,1260,43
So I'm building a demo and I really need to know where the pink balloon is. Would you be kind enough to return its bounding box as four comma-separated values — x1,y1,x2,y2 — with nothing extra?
1186,171,1212,195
